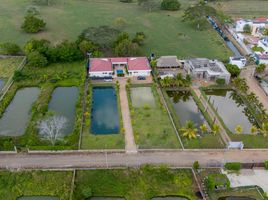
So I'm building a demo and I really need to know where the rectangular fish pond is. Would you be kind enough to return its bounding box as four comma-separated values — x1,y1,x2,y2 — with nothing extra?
91,87,120,134
17,197,59,200
48,87,79,135
0,87,40,136
130,87,156,108
204,89,257,134
166,90,207,127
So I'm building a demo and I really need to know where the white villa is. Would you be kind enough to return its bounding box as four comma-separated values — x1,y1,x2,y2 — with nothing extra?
258,37,268,53
236,18,268,37
88,57,151,78
229,56,247,69
184,58,231,84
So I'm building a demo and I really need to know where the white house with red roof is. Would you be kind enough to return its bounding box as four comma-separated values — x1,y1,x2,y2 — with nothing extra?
88,57,151,78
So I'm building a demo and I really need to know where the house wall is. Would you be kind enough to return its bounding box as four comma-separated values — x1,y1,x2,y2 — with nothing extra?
259,59,268,65
229,60,246,69
258,40,268,52
88,71,113,77
128,70,151,76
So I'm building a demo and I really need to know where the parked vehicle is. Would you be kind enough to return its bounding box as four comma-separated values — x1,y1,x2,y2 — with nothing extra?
137,76,146,80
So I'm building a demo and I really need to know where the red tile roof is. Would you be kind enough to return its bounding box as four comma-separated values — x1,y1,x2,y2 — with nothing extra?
254,17,268,22
259,54,268,59
128,57,151,71
89,57,151,72
89,58,112,72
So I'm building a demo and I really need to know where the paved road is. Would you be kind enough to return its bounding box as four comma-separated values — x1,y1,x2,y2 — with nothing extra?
1,150,268,170
240,66,268,112
118,79,137,153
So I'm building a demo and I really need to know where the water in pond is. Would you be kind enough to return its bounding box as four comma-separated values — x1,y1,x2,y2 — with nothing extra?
205,89,257,134
0,79,4,91
91,87,119,134
0,87,40,136
152,197,188,200
167,90,207,126
48,87,78,135
130,87,155,108
17,197,59,200
218,197,255,200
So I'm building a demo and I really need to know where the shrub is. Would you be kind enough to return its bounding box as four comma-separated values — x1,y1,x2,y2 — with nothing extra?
13,70,29,82
243,24,251,34
264,160,268,170
24,39,51,55
0,42,21,55
161,0,181,11
26,5,40,16
225,64,241,77
27,51,48,67
206,174,230,191
193,161,200,170
120,0,132,2
252,45,264,52
216,78,226,85
224,162,241,171
81,187,92,198
114,39,141,56
21,14,46,33
255,63,266,74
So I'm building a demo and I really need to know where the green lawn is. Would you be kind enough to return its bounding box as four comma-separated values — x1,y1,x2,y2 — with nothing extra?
0,62,84,150
0,171,72,200
210,0,268,18
81,83,125,149
0,57,23,78
0,0,231,60
128,84,181,149
73,166,197,200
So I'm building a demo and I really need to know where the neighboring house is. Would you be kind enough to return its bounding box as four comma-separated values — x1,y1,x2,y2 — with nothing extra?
229,56,247,69
184,58,231,84
88,57,151,78
258,37,268,52
156,56,181,68
255,53,268,65
236,18,268,37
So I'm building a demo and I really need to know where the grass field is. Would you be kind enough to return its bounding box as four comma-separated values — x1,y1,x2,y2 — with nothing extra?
210,0,268,18
128,85,181,149
0,171,72,200
74,166,197,200
0,57,24,78
0,0,231,60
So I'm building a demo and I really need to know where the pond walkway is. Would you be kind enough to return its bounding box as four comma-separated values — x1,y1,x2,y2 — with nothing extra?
118,79,137,153
191,87,231,145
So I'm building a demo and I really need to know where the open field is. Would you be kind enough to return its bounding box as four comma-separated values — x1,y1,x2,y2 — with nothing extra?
0,0,231,60
74,167,197,200
0,171,72,200
0,57,23,78
128,85,181,149
0,62,84,151
210,0,268,18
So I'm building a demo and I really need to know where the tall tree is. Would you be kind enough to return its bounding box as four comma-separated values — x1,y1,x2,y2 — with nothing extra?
182,1,217,30
180,120,198,139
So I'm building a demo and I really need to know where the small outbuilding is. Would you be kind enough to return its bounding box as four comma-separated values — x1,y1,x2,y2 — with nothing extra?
156,56,181,68
229,56,247,69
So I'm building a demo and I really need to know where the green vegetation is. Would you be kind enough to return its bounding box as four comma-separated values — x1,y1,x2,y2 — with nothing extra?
252,45,264,52
0,171,72,200
0,0,231,59
0,62,84,150
160,73,191,88
0,42,21,55
161,0,181,11
74,166,197,200
81,83,125,149
206,174,230,191
0,57,24,79
21,14,46,33
256,64,266,74
243,24,251,34
265,160,268,170
224,162,241,171
128,84,181,149
225,64,241,77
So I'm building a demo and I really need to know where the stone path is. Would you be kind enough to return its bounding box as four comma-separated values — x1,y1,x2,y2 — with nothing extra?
240,66,268,112
118,79,137,153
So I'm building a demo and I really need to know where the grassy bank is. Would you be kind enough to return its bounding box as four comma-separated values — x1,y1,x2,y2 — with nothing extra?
0,0,231,60
127,84,181,149
74,166,197,200
81,82,125,149
0,171,72,200
0,62,84,150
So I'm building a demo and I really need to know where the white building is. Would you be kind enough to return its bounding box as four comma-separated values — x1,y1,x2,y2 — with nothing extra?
88,57,151,78
184,58,231,84
229,56,247,69
236,18,268,37
258,37,268,52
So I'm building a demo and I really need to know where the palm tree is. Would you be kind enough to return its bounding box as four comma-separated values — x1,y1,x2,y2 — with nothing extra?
180,120,198,140
212,124,220,135
250,125,258,135
235,125,243,134
200,123,208,134
260,122,268,137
